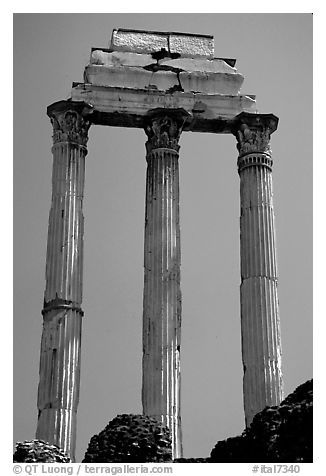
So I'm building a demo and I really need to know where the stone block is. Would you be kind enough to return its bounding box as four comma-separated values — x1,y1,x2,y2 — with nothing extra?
178,71,243,95
84,64,244,95
169,33,214,58
90,49,236,74
70,83,257,132
110,29,169,55
91,49,153,67
110,28,214,58
161,57,236,74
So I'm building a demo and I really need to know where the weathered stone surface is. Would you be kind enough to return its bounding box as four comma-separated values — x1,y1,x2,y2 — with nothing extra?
210,379,313,463
110,28,214,58
162,56,236,73
13,439,71,463
90,49,236,74
36,101,92,462
71,84,257,132
169,33,214,58
84,64,243,95
83,414,172,463
232,113,283,427
91,49,153,68
142,112,184,459
87,35,242,95
111,29,169,56
71,28,255,133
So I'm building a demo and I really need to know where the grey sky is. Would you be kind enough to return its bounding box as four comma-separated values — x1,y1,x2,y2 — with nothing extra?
13,13,312,461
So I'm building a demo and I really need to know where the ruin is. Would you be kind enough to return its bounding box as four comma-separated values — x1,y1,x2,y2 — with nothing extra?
35,28,284,461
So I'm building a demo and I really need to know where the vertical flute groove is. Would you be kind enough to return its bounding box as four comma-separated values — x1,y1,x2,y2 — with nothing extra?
239,164,283,425
142,112,185,459
36,102,91,461
234,113,283,427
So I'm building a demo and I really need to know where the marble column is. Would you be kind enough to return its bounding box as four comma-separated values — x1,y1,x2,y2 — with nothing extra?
142,110,187,459
36,100,92,461
233,112,284,427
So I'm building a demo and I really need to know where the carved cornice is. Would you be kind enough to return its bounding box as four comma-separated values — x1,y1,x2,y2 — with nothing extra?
47,100,93,147
232,112,279,160
144,109,188,155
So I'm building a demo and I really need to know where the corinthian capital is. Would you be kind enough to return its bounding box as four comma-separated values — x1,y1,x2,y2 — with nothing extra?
47,100,93,147
144,109,188,155
232,112,279,157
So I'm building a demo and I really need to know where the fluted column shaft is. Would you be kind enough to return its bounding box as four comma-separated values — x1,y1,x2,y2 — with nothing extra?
142,111,187,459
233,113,283,427
36,101,92,461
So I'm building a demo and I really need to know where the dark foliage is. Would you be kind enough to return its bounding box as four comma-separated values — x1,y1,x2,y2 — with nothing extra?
83,414,172,463
13,439,71,463
210,379,313,463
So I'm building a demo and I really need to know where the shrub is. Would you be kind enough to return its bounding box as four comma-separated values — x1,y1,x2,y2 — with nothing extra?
83,414,172,463
13,439,71,463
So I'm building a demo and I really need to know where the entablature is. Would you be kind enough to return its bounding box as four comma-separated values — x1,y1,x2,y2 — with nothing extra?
70,83,257,134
